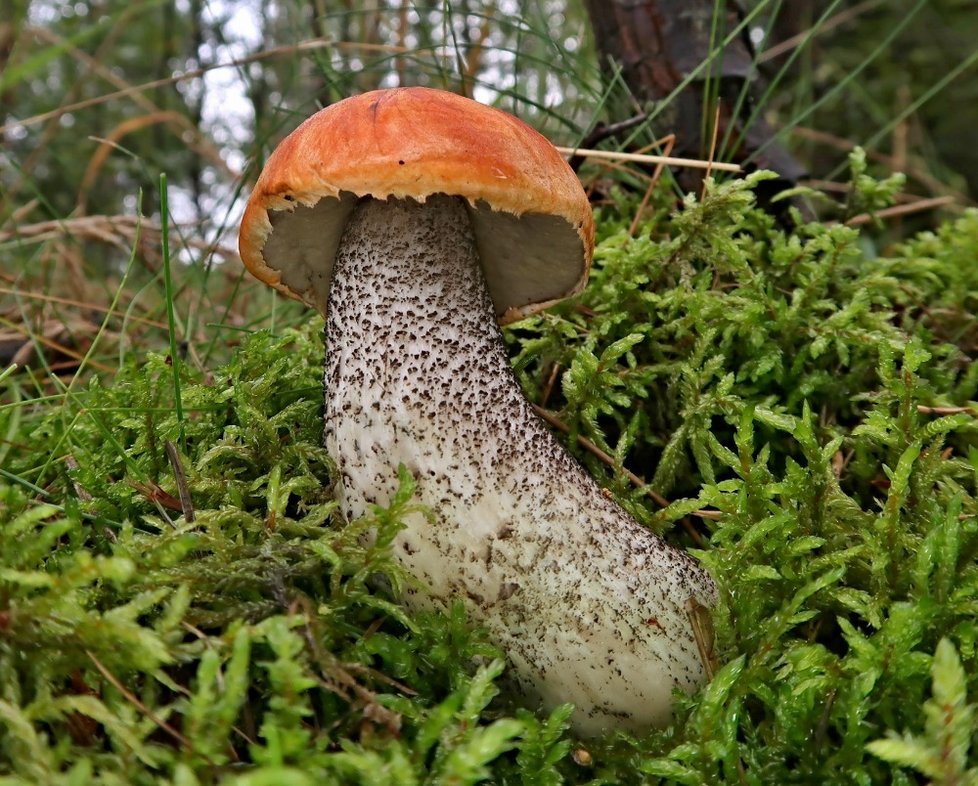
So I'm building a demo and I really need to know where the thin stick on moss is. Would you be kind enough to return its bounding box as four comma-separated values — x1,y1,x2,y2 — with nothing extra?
628,134,676,237
86,650,194,752
845,196,957,227
700,103,724,201
160,173,186,451
555,146,741,172
917,404,977,417
530,403,722,524
165,440,195,522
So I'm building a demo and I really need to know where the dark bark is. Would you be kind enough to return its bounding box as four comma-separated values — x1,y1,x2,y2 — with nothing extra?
0,0,26,125
583,0,805,202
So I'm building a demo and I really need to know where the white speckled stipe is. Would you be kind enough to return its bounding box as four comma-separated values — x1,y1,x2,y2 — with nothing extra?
324,195,718,736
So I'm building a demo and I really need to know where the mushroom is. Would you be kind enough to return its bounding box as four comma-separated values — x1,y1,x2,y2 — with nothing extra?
239,87,717,736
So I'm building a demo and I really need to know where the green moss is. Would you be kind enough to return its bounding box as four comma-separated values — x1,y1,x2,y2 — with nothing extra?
1,157,976,783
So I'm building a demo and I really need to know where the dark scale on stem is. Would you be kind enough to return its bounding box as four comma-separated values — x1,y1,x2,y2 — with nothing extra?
324,195,717,736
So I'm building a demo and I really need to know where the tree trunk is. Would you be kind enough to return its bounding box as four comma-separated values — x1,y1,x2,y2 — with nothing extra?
583,0,805,203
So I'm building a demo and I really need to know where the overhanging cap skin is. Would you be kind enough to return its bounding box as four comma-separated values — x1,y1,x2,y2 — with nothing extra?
238,87,595,322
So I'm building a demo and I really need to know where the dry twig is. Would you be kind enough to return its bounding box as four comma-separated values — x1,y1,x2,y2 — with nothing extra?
556,146,741,173
86,650,193,751
531,403,722,524
165,440,195,523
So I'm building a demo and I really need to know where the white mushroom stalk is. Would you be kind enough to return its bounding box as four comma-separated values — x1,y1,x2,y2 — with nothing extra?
238,87,718,736
325,195,716,734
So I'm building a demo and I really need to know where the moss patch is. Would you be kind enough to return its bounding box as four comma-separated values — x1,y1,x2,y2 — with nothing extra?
1,161,977,783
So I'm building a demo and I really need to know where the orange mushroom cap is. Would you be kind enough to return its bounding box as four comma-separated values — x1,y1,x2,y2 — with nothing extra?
238,87,594,323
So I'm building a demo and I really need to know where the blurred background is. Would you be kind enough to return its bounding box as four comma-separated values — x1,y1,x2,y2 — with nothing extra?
1,0,976,372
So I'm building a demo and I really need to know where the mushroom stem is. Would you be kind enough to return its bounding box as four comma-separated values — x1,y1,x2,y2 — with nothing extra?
324,194,717,736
